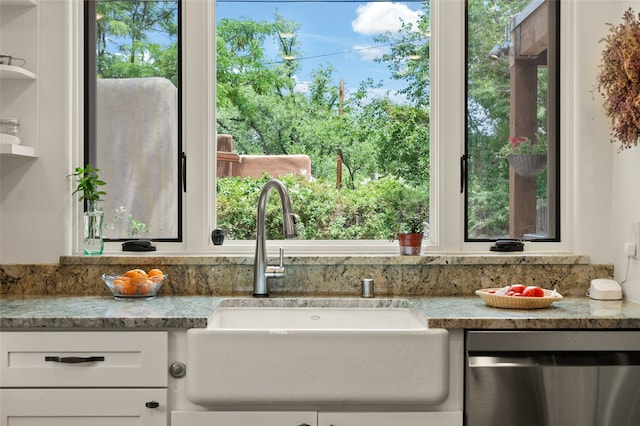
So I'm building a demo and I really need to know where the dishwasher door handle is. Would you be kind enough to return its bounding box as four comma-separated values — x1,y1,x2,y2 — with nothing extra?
469,352,640,367
468,356,539,367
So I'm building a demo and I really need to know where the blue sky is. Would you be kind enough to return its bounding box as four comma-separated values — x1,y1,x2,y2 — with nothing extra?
216,1,425,101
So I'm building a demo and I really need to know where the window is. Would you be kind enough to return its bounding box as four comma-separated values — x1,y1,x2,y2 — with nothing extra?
215,0,432,242
80,0,565,254
85,0,182,242
465,0,560,242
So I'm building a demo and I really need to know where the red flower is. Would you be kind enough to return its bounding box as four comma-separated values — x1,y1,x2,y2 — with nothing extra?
508,136,527,149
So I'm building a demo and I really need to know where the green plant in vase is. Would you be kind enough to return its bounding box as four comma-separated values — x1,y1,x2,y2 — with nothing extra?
69,165,107,255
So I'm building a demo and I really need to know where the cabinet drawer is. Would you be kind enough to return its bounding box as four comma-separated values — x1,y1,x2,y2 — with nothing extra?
0,388,167,426
171,411,317,426
0,331,167,387
318,412,462,426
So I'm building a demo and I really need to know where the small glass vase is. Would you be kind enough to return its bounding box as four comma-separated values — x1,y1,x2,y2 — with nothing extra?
84,201,104,255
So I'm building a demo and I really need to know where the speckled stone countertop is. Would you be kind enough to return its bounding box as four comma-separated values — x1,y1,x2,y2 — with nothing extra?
0,254,615,298
2,295,640,330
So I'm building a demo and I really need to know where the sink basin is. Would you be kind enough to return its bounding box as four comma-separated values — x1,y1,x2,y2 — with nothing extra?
186,298,449,409
207,306,429,330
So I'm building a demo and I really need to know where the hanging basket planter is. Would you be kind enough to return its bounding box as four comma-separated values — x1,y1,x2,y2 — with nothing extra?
507,153,547,177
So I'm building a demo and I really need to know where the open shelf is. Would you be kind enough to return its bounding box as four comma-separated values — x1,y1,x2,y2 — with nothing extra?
0,0,37,7
1,0,39,158
0,64,36,80
0,143,36,157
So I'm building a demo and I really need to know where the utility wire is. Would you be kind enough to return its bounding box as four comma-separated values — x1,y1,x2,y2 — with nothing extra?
263,42,399,65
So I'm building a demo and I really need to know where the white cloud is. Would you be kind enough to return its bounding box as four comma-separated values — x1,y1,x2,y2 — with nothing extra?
293,76,310,94
348,86,408,106
352,2,422,36
351,44,390,62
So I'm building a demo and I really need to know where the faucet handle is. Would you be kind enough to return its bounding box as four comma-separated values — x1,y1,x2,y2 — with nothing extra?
278,247,285,268
265,247,285,277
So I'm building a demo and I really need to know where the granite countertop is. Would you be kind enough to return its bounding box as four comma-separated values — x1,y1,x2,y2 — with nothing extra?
2,295,640,330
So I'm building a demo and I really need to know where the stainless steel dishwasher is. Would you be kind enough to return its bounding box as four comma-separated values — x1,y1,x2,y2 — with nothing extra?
465,330,640,426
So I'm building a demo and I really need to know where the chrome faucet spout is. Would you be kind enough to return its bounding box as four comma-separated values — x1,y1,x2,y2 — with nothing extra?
253,179,297,297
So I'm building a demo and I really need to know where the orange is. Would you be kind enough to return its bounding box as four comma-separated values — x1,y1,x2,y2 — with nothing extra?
112,278,127,293
113,276,135,295
130,276,149,286
124,269,148,279
148,268,164,277
137,279,155,295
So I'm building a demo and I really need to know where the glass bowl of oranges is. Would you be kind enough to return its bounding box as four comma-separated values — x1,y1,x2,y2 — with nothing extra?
102,268,166,299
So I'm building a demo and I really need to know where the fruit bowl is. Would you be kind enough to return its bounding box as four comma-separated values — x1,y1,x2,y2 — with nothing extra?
102,269,166,299
475,288,563,309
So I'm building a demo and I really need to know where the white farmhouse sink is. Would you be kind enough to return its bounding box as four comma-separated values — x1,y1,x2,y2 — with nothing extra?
186,298,449,409
207,306,429,330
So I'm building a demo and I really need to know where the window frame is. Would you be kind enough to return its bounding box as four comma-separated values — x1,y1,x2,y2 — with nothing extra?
76,0,571,255
463,0,562,244
84,0,184,245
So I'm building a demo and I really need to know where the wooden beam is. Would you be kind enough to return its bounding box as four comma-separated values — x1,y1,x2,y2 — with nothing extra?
511,0,548,58
509,59,539,238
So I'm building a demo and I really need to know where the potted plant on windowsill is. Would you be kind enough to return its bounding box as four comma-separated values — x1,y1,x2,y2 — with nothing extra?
391,187,429,255
396,215,427,256
69,164,107,255
498,136,547,177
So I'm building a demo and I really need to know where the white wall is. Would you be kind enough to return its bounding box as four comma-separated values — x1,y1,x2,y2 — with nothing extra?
0,1,73,264
1,0,640,302
568,0,640,301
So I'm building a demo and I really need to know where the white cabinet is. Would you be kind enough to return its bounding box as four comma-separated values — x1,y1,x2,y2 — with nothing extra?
1,389,167,426
171,411,462,426
171,411,317,426
0,331,168,426
318,412,462,426
0,0,39,157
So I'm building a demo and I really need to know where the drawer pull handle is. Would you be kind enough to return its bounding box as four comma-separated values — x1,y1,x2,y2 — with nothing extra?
45,356,105,363
145,401,160,409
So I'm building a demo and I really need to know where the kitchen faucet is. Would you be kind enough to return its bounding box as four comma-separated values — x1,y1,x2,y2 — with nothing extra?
253,179,298,297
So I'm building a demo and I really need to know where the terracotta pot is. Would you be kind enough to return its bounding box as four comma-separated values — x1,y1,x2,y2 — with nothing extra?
397,232,423,255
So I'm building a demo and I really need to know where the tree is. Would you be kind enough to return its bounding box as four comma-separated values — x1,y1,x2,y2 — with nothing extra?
96,1,178,84
374,1,431,109
465,0,534,238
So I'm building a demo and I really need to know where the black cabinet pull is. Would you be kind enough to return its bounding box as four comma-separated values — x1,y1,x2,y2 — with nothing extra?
45,356,105,363
145,401,160,409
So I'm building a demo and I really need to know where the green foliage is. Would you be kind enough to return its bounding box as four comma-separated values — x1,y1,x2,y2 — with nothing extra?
215,11,431,189
497,137,547,158
68,165,107,204
465,0,548,239
96,1,178,85
95,1,550,241
216,175,429,240
374,0,431,108
104,206,149,238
